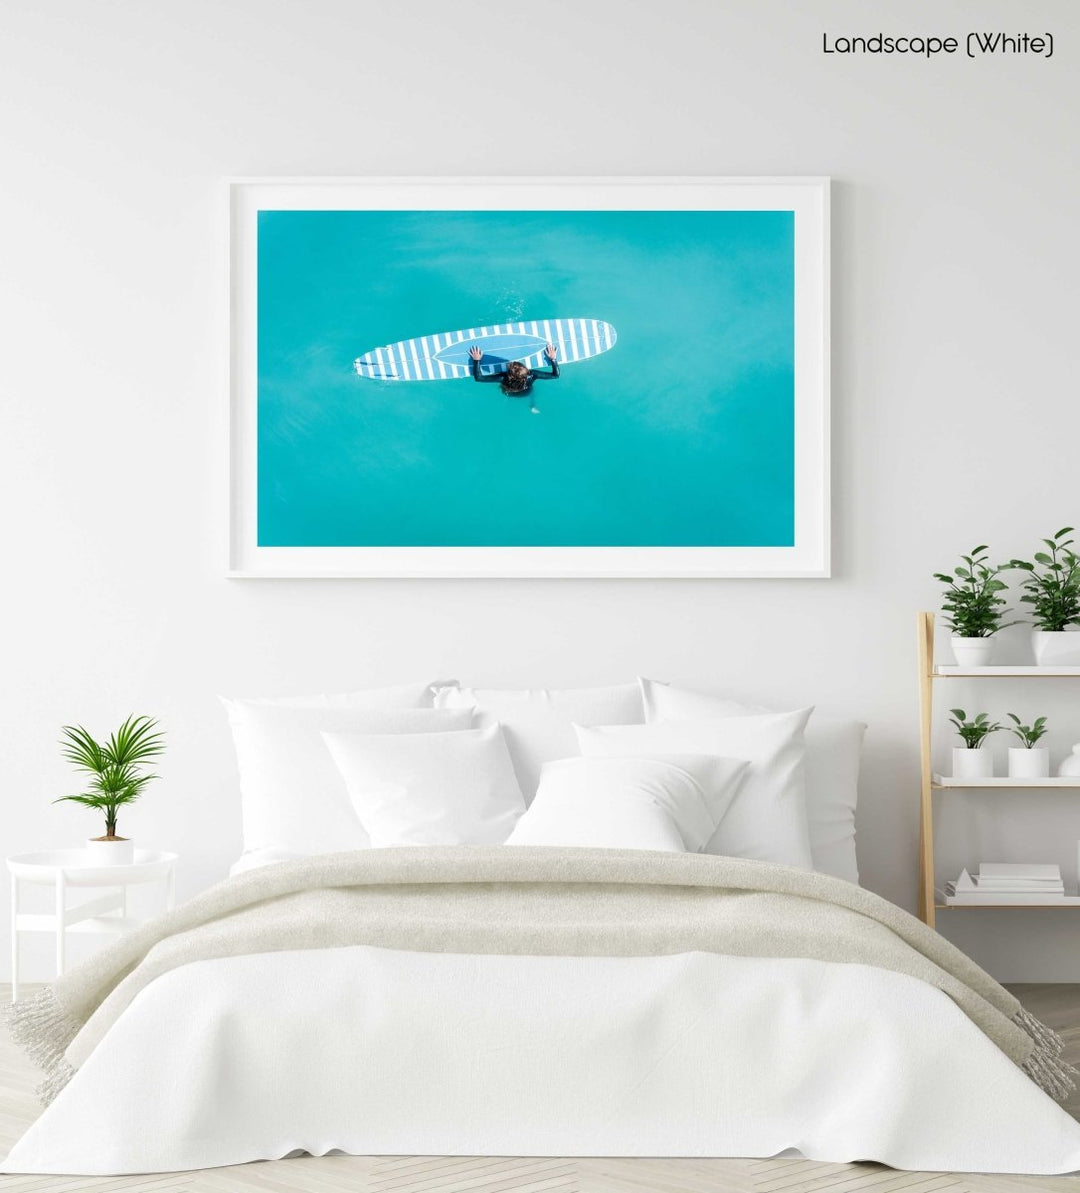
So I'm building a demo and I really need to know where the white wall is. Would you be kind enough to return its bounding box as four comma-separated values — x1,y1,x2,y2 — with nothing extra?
2,0,1078,981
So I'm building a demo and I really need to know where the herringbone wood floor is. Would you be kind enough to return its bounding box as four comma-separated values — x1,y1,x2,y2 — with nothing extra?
1,984,1078,1193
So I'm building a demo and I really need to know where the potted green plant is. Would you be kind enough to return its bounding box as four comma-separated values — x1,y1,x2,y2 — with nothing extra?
55,715,165,865
948,709,1002,780
933,546,1016,667
1006,714,1049,779
1009,528,1080,666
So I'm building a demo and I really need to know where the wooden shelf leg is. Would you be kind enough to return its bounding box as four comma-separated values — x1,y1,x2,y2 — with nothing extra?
918,612,937,928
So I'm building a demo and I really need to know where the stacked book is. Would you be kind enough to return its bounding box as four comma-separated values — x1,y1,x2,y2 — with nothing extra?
941,863,1073,905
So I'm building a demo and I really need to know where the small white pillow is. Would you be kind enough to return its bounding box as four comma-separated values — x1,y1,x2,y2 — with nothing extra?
222,701,473,857
324,724,526,847
575,708,813,869
433,683,645,801
639,678,866,883
505,755,749,852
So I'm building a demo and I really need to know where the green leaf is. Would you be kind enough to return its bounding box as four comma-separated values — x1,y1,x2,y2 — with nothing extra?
104,715,165,769
53,793,110,808
59,725,106,774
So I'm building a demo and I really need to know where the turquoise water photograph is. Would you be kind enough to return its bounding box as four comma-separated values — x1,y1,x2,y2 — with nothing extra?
230,179,829,577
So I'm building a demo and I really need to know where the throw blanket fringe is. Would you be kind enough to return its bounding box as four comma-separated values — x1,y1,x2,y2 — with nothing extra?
1015,1006,1077,1101
1023,1050,1076,1103
1016,1005,1065,1057
4,988,78,1105
3,848,1076,1107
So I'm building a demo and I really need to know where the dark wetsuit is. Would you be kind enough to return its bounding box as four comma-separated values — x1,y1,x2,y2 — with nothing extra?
470,355,560,399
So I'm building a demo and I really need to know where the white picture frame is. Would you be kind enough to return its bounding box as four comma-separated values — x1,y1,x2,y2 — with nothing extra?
229,176,830,578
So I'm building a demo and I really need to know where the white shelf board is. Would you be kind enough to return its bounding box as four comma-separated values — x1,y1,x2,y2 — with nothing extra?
936,898,1080,909
14,914,141,933
933,774,1080,788
933,665,1080,677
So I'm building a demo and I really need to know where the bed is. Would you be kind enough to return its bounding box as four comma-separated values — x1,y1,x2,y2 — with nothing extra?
5,678,1080,1176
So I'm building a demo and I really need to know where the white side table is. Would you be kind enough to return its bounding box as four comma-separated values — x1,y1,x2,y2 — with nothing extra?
8,849,177,1002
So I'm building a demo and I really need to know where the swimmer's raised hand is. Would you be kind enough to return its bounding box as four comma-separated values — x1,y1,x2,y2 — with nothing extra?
545,344,558,361
468,345,483,361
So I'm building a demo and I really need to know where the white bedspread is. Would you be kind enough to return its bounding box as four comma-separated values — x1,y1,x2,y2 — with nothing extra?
6,946,1080,1176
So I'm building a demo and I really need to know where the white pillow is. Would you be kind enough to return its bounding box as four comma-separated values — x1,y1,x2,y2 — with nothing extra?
433,683,645,800
324,724,526,847
239,681,445,710
505,754,749,852
229,846,307,876
639,678,865,883
222,700,473,856
575,708,813,869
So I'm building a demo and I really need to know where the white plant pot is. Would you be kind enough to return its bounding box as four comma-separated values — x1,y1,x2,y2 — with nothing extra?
1008,747,1050,779
1032,630,1080,666
952,747,994,780
951,636,994,667
84,837,134,866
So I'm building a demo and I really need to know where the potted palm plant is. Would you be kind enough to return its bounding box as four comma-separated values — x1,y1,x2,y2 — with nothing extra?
55,715,165,865
1006,714,1050,779
933,546,1017,667
949,709,1002,780
1009,528,1080,665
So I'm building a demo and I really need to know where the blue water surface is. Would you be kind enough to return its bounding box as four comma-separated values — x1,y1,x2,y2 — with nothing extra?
257,209,794,547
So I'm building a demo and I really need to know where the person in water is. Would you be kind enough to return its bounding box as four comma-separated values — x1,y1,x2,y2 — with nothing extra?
469,343,559,414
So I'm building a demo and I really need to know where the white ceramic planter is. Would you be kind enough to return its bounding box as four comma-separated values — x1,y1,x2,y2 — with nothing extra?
84,837,135,866
1008,747,1050,779
951,636,994,667
1032,630,1080,666
952,747,994,780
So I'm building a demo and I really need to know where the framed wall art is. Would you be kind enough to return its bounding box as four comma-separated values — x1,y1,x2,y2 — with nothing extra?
228,176,829,577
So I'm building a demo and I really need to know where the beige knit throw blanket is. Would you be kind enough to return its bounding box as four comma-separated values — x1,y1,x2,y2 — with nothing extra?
8,846,1076,1105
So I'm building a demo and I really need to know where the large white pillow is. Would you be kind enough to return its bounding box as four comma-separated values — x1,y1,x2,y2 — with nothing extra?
324,724,526,847
639,678,865,883
241,681,445,710
505,754,748,853
433,683,645,800
575,708,813,869
222,700,473,857
229,846,307,877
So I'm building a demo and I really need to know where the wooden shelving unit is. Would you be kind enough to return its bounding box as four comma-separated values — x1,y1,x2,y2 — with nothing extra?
917,611,1080,927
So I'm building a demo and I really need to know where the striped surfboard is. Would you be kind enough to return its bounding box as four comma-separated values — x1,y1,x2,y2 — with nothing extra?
353,318,617,382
